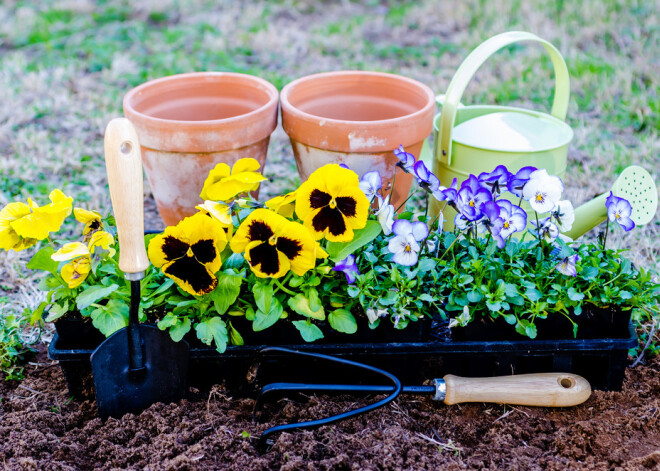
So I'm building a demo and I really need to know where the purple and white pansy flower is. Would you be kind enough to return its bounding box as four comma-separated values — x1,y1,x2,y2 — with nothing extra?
522,169,564,213
393,145,416,173
606,191,635,231
388,219,429,266
457,175,492,221
530,216,559,242
332,254,360,284
491,199,527,247
479,165,511,196
359,170,382,203
555,254,579,277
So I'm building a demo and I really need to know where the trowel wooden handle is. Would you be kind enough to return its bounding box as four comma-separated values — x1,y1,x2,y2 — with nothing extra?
104,118,149,276
442,373,591,407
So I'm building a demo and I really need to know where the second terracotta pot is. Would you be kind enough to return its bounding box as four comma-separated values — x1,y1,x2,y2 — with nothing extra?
280,71,435,207
124,72,279,226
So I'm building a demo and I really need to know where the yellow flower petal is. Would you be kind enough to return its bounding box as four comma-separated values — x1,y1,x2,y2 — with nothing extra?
195,201,233,226
265,191,297,218
199,159,266,201
52,242,90,262
10,190,73,240
61,257,91,289
88,231,116,257
0,202,32,251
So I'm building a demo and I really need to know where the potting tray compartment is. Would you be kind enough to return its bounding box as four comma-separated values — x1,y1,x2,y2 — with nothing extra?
48,320,638,400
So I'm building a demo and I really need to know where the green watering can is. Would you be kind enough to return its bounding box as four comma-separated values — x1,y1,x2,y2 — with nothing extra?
429,31,573,228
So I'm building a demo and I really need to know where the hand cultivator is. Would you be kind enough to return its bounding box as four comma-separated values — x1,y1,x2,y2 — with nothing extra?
252,347,591,451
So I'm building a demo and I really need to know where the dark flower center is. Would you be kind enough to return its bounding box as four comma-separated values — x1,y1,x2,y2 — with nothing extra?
164,257,217,294
162,236,189,260
248,220,274,241
308,189,357,236
248,243,280,275
190,239,216,264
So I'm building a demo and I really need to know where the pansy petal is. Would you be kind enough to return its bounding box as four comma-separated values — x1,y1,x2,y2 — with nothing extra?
52,242,90,261
411,221,429,241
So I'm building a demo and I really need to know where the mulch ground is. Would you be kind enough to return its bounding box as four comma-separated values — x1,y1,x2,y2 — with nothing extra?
0,346,659,470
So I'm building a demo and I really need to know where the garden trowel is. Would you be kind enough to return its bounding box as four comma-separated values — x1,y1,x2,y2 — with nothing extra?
91,118,189,420
565,165,657,239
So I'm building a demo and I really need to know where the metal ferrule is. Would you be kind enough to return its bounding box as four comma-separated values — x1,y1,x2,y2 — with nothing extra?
125,271,145,281
432,378,446,402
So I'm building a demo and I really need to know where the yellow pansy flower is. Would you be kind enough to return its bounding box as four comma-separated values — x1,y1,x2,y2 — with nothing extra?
148,212,227,296
199,158,266,201
74,208,103,239
9,189,73,241
265,191,297,218
61,256,91,289
88,230,116,257
294,164,369,242
0,202,38,251
52,242,90,261
230,208,316,278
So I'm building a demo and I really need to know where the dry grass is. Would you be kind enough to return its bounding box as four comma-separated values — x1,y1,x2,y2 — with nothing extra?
1,0,658,319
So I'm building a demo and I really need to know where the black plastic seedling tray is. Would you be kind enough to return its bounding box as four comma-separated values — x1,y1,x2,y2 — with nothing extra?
48,320,638,399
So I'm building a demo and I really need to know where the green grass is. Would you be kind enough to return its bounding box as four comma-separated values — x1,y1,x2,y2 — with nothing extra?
0,0,658,372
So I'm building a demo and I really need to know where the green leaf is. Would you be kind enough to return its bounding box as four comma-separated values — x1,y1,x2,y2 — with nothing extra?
228,321,244,346
90,300,129,336
38,275,62,291
417,258,436,273
292,320,324,342
169,317,191,342
26,246,59,275
223,252,246,270
45,302,69,322
419,293,435,303
253,281,273,314
619,290,632,300
306,288,323,312
567,287,585,302
29,301,48,324
76,284,119,311
195,317,228,353
287,293,325,320
326,220,382,262
157,312,179,330
347,286,360,298
525,287,542,302
328,309,357,334
379,290,398,306
211,272,243,315
253,297,283,331
467,290,482,303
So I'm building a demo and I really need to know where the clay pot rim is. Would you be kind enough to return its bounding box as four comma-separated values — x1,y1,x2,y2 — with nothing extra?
123,71,279,128
280,70,435,127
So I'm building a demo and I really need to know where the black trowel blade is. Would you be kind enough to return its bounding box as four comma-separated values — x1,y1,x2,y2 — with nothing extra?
90,324,189,420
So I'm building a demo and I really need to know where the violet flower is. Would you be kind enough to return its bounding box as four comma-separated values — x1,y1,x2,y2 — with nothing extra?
437,178,459,208
394,145,416,173
388,219,429,266
507,166,538,198
480,200,501,235
556,254,579,277
606,191,635,231
332,254,360,284
492,200,528,246
530,216,559,241
457,175,492,221
413,160,441,193
359,170,382,202
551,200,575,232
479,165,511,196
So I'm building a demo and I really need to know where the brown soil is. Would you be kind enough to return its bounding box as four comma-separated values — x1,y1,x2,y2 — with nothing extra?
1,347,659,470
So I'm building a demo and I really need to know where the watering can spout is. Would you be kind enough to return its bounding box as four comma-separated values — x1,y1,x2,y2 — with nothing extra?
563,166,657,240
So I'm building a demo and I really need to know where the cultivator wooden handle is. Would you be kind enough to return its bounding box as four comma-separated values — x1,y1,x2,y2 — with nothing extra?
438,372,591,407
103,118,149,278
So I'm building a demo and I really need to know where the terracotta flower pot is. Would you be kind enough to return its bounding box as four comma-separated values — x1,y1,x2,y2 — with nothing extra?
280,71,435,207
124,72,279,226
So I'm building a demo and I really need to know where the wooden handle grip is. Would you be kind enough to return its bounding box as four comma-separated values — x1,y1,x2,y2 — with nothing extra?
443,373,591,407
104,118,149,275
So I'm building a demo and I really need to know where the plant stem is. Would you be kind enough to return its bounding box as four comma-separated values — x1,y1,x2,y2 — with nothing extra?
395,193,415,213
602,218,610,250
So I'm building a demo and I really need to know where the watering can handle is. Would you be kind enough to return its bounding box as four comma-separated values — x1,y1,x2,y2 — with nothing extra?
437,31,570,166
104,118,150,276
